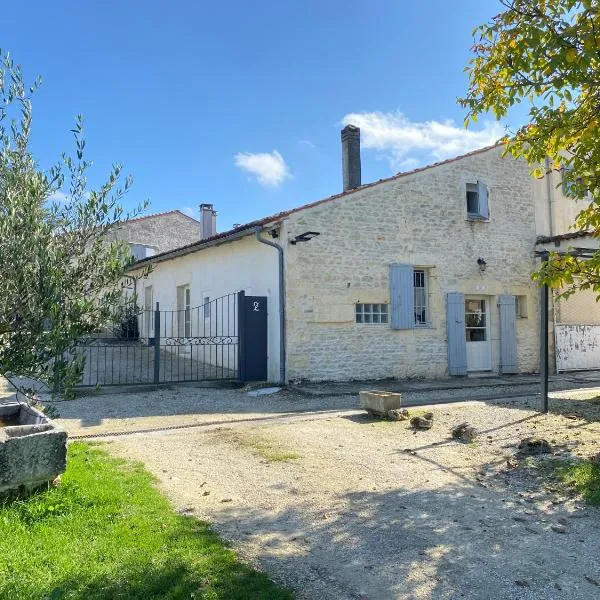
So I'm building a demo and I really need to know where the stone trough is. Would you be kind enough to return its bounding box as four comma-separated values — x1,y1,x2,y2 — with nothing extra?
360,390,402,417
0,399,67,496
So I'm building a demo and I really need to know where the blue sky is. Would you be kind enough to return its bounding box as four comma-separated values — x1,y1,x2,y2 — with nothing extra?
2,0,520,231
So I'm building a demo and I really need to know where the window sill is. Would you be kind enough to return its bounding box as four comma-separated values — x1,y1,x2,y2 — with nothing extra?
414,324,433,330
466,215,490,222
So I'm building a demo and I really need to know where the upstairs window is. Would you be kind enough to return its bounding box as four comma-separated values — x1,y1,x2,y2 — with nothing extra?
561,165,590,199
466,180,489,220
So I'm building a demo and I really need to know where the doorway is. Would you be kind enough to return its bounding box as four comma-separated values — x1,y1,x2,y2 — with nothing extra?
465,297,491,371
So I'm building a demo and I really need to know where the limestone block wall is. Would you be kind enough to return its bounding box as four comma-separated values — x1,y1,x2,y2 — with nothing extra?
283,146,540,381
107,211,201,254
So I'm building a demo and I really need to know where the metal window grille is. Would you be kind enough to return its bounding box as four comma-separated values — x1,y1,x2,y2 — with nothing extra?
414,269,428,325
355,303,389,324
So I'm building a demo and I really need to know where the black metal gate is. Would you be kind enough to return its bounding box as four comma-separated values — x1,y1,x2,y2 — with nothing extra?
75,292,243,386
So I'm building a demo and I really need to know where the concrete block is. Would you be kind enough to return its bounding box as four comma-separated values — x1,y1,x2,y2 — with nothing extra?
360,390,402,416
0,401,67,496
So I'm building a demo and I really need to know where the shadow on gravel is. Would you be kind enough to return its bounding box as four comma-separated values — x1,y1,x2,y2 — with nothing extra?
214,482,599,600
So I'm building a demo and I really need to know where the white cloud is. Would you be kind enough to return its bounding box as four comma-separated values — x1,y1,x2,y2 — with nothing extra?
298,139,317,149
48,191,68,203
341,111,505,170
180,206,196,218
234,150,290,187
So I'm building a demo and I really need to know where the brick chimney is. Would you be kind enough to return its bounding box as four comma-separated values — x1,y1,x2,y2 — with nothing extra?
341,124,361,192
199,203,217,239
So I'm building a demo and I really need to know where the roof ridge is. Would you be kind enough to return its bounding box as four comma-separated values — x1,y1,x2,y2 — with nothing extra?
123,209,200,224
131,143,503,267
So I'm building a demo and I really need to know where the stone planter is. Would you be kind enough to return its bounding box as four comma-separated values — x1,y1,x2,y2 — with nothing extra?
0,400,67,496
360,390,402,416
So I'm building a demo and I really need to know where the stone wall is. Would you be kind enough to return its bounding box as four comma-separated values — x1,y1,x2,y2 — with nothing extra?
107,211,200,254
283,146,540,381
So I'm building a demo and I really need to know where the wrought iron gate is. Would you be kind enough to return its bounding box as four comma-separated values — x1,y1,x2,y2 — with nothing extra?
75,292,241,386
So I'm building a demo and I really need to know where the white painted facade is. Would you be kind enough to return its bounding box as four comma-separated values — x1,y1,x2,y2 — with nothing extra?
130,235,281,382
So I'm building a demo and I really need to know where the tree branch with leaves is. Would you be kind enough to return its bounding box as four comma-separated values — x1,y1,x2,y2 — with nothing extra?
460,0,600,295
0,50,149,400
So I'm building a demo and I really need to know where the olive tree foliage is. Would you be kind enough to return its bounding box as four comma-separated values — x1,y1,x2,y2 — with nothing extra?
460,0,600,296
0,51,147,398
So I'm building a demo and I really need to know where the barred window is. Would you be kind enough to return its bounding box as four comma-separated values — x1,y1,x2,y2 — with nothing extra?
356,303,389,324
414,269,428,326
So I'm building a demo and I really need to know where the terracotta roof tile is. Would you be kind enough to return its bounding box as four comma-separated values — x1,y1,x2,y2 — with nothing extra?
132,143,502,267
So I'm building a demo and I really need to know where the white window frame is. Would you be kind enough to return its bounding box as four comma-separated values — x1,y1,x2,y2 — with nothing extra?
144,285,153,336
356,303,389,325
413,269,429,327
176,284,191,338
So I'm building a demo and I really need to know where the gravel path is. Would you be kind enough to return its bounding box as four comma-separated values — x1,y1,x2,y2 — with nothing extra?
105,392,600,600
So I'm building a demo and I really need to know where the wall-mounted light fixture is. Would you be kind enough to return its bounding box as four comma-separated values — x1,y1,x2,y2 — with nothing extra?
290,231,320,245
477,257,487,273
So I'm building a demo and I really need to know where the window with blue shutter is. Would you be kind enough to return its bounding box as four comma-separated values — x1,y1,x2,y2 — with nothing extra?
447,292,467,376
466,180,489,220
498,295,518,374
477,180,489,219
390,264,414,329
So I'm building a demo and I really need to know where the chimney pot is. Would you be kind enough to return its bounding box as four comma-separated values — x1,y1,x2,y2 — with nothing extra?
341,124,361,192
199,203,217,239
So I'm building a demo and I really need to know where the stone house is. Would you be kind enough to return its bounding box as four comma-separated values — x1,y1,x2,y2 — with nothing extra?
131,125,589,383
534,165,600,372
106,208,211,259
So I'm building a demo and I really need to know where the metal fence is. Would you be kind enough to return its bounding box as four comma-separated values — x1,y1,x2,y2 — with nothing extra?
74,292,240,386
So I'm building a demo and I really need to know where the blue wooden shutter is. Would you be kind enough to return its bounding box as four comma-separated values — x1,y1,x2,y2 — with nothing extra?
498,295,518,374
447,292,467,376
477,180,489,219
390,264,414,329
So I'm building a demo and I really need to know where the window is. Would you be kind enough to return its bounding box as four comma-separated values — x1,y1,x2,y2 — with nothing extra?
176,284,191,337
466,183,479,216
356,303,389,324
465,299,487,342
414,269,429,326
203,296,211,319
515,295,528,319
561,166,590,199
184,288,191,337
466,180,489,219
144,286,153,336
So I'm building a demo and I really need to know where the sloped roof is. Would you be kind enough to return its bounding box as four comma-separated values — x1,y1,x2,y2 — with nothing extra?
131,143,502,268
124,209,200,224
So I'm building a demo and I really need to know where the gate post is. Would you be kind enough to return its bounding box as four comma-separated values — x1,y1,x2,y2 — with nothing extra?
154,302,161,384
237,291,246,381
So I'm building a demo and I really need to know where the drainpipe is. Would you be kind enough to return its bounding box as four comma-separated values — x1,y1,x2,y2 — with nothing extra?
255,227,286,384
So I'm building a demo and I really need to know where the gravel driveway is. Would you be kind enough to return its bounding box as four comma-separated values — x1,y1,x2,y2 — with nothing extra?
96,389,600,600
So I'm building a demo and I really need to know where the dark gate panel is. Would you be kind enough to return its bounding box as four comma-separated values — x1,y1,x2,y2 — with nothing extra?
238,293,268,382
74,292,240,386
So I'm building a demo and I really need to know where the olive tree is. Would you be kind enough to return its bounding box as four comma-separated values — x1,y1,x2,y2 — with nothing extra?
0,50,146,399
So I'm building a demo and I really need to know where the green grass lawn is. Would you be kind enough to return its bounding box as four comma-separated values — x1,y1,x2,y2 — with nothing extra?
0,443,293,600
553,459,600,506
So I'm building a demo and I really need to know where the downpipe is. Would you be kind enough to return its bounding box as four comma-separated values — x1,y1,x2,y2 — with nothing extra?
255,227,286,384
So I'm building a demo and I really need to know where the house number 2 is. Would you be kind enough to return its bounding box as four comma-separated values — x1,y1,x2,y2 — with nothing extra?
253,301,260,312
